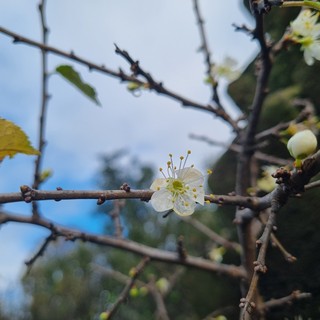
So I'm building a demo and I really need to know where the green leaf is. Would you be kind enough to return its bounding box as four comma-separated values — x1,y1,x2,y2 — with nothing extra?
56,65,101,106
0,118,40,161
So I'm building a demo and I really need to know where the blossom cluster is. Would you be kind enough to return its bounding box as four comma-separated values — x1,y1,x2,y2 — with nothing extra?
289,9,320,65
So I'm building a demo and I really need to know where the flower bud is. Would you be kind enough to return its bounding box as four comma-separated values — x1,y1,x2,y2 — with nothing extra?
287,130,317,164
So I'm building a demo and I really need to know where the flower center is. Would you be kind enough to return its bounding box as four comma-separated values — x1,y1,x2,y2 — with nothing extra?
300,36,313,47
166,178,187,198
172,179,184,192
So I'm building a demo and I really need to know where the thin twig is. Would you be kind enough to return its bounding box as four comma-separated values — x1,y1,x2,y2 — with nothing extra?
305,179,320,191
263,290,312,311
270,233,297,263
255,99,316,141
0,26,239,131
184,216,241,252
260,209,297,263
32,0,50,217
192,0,226,111
114,44,240,132
190,133,290,166
25,231,57,273
106,257,150,319
240,210,276,319
92,264,146,288
148,277,170,320
109,199,125,238
93,264,175,319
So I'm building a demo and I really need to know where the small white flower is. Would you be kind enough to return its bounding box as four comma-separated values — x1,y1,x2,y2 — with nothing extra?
291,10,320,37
150,151,205,217
290,9,320,65
287,129,317,167
210,56,240,82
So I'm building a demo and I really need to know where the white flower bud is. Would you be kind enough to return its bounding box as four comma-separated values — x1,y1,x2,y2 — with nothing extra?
287,129,317,160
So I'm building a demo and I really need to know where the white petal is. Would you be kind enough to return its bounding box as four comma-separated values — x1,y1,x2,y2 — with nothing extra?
304,48,315,66
176,167,204,185
173,194,196,216
150,189,173,212
310,42,320,60
193,188,205,205
287,130,317,158
150,178,168,191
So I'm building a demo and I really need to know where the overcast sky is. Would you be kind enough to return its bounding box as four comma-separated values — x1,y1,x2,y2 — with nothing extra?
0,0,257,297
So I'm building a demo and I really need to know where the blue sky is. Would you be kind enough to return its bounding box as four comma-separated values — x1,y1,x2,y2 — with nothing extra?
0,0,257,295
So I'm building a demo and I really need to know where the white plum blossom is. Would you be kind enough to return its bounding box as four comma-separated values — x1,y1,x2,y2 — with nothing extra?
287,129,318,168
150,151,206,217
210,56,240,82
290,9,320,65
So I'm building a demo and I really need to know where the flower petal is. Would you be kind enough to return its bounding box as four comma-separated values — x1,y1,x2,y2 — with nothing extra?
287,129,317,159
150,178,168,191
173,194,196,216
150,189,174,212
176,167,204,186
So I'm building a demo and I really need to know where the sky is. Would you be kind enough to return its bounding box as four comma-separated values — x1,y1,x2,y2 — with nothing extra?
0,0,257,301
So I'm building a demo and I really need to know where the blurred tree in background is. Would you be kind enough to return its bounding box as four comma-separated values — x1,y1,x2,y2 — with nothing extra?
22,151,241,319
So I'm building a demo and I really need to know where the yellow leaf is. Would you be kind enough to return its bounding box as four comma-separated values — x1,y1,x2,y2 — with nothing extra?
0,118,40,161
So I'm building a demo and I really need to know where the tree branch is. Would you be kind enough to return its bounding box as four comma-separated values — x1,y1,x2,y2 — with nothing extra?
0,210,246,279
0,26,239,131
25,231,56,273
105,257,150,319
32,0,50,217
192,0,232,114
114,44,240,132
184,216,241,252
